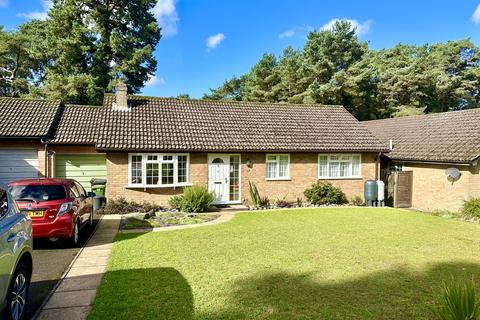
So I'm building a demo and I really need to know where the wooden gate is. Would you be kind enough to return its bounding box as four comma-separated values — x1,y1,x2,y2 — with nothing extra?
387,171,413,208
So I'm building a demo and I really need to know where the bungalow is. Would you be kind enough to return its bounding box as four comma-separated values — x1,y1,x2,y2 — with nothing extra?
0,82,388,206
365,109,480,212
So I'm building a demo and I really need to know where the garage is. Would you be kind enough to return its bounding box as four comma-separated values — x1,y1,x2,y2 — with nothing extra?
0,148,39,184
55,154,106,191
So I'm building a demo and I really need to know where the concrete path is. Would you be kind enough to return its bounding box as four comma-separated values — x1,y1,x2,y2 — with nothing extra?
120,212,237,234
36,215,121,320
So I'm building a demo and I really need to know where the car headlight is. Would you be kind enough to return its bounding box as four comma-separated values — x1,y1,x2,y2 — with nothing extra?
58,202,73,216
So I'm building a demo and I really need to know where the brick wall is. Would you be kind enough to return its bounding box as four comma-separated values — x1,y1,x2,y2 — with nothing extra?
402,162,479,212
106,152,377,206
241,153,377,203
105,152,208,204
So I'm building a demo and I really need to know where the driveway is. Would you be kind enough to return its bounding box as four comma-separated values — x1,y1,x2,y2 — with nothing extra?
24,214,101,319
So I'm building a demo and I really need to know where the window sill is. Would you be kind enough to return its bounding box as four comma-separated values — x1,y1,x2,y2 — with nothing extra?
265,178,291,181
125,183,192,189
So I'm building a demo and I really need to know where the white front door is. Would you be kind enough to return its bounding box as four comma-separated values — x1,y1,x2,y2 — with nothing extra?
208,155,230,204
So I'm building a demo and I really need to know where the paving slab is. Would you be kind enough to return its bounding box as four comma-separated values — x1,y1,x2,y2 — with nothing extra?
37,306,91,320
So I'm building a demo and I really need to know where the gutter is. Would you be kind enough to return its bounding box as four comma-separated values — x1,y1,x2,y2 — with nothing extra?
389,159,474,166
40,138,49,177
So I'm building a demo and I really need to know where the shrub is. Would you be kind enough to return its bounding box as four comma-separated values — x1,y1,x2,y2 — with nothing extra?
462,198,480,218
434,277,480,320
259,196,270,208
168,185,214,213
295,196,303,207
168,195,184,210
99,197,162,215
303,181,347,205
248,181,270,208
350,195,365,206
275,195,291,208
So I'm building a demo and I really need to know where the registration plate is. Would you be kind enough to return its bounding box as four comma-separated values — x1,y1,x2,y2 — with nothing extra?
28,211,44,218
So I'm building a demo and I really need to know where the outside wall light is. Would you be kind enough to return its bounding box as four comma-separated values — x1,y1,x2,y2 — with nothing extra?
246,158,253,168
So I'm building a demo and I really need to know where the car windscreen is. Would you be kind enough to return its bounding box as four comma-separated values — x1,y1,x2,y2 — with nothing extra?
9,185,67,202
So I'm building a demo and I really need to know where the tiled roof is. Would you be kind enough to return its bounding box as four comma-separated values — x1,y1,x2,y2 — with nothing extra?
50,104,103,144
364,108,480,163
0,97,62,138
98,95,388,152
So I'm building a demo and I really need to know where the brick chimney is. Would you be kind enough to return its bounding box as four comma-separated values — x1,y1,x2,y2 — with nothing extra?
113,80,129,111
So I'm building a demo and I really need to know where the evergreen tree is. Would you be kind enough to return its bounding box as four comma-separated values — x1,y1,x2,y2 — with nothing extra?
203,76,246,101
243,53,280,102
1,0,161,105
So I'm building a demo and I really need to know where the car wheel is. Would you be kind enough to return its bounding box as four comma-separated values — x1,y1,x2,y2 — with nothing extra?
5,263,30,320
71,220,80,246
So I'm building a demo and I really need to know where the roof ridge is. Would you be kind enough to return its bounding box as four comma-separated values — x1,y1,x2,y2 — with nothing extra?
0,96,61,104
364,108,480,123
104,93,343,109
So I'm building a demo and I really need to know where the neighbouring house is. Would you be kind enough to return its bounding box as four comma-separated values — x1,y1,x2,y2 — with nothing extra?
0,98,105,192
365,109,480,212
1,82,388,206
0,97,62,183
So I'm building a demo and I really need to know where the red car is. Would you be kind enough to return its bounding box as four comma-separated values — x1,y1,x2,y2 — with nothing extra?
7,178,94,246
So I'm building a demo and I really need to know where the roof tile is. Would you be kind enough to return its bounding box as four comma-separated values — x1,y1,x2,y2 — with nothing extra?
98,95,387,152
364,109,480,163
0,97,62,138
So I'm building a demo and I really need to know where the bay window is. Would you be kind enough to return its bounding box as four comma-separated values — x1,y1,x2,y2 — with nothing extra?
128,153,189,187
266,154,290,180
318,154,361,179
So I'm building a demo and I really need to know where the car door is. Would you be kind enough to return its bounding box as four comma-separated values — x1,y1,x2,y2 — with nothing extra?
73,181,90,226
0,188,18,302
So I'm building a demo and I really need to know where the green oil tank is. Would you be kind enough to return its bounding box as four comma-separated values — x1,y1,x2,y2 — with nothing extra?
364,180,378,206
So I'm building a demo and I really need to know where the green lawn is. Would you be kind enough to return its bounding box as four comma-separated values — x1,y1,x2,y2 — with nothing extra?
89,208,480,320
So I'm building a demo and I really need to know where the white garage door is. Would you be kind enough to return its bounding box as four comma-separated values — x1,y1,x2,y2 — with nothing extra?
0,149,39,184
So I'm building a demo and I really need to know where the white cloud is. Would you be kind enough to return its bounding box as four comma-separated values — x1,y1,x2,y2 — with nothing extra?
145,75,166,87
321,18,372,36
0,0,8,7
152,0,179,37
278,25,314,40
473,4,480,24
206,33,225,50
17,0,52,20
278,30,295,39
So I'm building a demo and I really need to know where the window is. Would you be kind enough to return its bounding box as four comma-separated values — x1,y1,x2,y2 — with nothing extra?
229,155,240,201
128,154,189,187
9,185,67,201
318,154,361,179
266,154,290,180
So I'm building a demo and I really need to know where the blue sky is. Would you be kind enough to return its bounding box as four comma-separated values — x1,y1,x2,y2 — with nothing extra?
1,0,480,98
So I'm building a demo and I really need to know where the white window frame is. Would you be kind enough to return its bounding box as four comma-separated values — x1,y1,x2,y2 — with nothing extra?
318,154,362,179
265,154,290,180
128,153,190,188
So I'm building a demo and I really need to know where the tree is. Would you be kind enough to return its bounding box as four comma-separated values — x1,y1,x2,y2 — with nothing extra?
425,39,480,112
205,19,480,120
7,0,161,105
273,46,305,103
0,21,49,96
203,76,246,101
301,20,367,104
243,53,280,102
176,93,190,99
